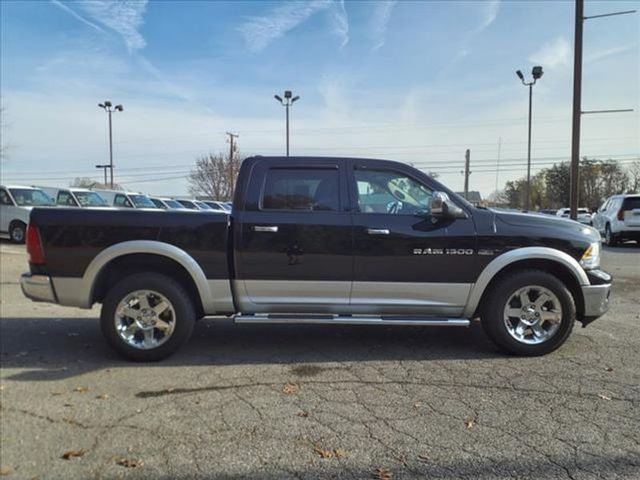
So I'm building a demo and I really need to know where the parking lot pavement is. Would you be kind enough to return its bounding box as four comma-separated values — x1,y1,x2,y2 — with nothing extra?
1,241,639,479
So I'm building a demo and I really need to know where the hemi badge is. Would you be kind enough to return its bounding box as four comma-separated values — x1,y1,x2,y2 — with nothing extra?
478,249,495,256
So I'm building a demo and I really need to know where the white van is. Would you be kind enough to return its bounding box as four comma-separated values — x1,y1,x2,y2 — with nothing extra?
0,185,56,243
40,187,111,208
93,189,159,209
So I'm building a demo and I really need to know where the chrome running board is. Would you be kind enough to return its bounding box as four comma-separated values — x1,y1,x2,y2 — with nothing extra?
233,314,470,327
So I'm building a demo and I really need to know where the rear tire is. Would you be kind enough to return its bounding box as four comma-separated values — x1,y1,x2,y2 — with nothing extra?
100,272,195,361
9,221,26,244
480,270,575,356
605,224,617,247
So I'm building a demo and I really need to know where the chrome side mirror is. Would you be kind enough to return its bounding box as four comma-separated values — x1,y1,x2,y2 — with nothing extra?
430,192,467,219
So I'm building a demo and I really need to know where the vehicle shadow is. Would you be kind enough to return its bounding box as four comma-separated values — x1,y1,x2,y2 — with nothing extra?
1,316,500,381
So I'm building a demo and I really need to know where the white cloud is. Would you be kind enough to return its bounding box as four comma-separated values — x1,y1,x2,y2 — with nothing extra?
586,44,636,64
474,0,500,34
529,36,571,68
51,0,148,52
370,0,397,51
238,0,348,52
331,0,349,48
50,0,104,32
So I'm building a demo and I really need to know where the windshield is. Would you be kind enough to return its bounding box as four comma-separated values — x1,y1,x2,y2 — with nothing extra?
177,200,198,209
164,199,185,209
9,188,55,206
195,201,213,210
129,194,157,208
73,191,108,207
577,209,589,214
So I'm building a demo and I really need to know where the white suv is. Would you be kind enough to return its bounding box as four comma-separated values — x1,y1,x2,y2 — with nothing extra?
555,207,592,225
593,194,640,246
0,185,56,243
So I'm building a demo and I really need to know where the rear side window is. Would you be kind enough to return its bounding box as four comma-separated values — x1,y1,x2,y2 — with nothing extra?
57,191,77,206
0,189,13,205
114,194,133,208
622,197,640,210
261,168,339,211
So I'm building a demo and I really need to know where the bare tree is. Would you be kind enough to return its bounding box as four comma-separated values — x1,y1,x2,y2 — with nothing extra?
70,177,122,190
628,160,640,193
188,151,242,201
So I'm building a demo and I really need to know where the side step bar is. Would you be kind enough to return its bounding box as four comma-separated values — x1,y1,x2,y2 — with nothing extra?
233,314,470,327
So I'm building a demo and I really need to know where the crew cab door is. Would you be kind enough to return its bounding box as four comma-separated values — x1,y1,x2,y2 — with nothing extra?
233,159,352,312
348,160,477,316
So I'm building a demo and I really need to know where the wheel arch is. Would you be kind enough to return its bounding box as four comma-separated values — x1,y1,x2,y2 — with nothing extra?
464,247,587,319
84,241,214,315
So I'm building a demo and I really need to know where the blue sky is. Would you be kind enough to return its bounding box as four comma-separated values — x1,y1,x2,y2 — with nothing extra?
1,0,638,197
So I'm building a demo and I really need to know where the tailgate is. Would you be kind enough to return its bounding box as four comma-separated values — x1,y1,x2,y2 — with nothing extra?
624,209,640,227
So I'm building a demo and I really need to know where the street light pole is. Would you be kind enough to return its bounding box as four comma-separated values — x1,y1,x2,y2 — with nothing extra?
98,101,123,189
515,66,543,211
274,91,300,157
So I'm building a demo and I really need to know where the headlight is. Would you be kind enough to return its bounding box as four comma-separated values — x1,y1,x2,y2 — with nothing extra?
580,241,601,269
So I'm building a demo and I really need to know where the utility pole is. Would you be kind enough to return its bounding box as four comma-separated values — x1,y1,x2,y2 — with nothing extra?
494,137,502,195
569,1,635,220
569,0,583,221
463,149,471,200
98,101,123,189
95,164,109,186
226,131,239,200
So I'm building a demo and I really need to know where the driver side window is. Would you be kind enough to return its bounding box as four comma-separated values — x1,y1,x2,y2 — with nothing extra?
354,168,433,215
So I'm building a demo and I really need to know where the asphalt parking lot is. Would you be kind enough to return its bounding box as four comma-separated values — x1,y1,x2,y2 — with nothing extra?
1,241,639,479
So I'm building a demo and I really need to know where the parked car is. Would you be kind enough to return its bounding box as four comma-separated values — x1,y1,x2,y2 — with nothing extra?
538,209,556,216
202,200,230,212
41,187,111,208
149,197,187,210
174,199,211,210
0,185,55,243
592,194,640,246
94,189,159,209
556,207,592,225
21,156,610,361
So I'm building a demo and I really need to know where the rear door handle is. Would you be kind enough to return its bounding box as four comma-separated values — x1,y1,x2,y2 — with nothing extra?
366,228,390,235
253,225,278,233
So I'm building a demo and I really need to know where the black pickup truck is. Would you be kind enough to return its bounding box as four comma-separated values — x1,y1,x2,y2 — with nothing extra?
21,156,611,360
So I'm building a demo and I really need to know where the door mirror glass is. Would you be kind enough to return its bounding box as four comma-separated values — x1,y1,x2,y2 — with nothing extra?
430,192,466,219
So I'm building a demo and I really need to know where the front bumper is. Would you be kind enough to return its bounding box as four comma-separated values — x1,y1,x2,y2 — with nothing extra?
581,283,611,323
20,273,57,303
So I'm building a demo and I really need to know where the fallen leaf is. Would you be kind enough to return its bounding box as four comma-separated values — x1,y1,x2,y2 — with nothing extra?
73,386,89,393
374,467,392,480
297,411,309,418
62,417,80,425
166,387,176,393
605,367,614,372
96,394,110,400
115,457,143,468
418,453,430,462
51,391,64,396
598,393,612,401
282,382,299,395
464,419,475,429
62,449,87,460
0,465,13,476
334,448,345,458
63,403,73,407
314,446,333,459
413,402,422,409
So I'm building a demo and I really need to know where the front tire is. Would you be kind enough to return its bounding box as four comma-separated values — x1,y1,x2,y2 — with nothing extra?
9,221,26,244
480,270,575,356
100,272,196,361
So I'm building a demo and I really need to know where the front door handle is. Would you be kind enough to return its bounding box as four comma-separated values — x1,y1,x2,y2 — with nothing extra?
253,225,279,233
366,228,390,235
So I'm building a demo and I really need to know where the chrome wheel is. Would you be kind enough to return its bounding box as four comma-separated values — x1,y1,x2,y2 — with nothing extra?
503,285,562,345
114,290,176,350
10,224,25,243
